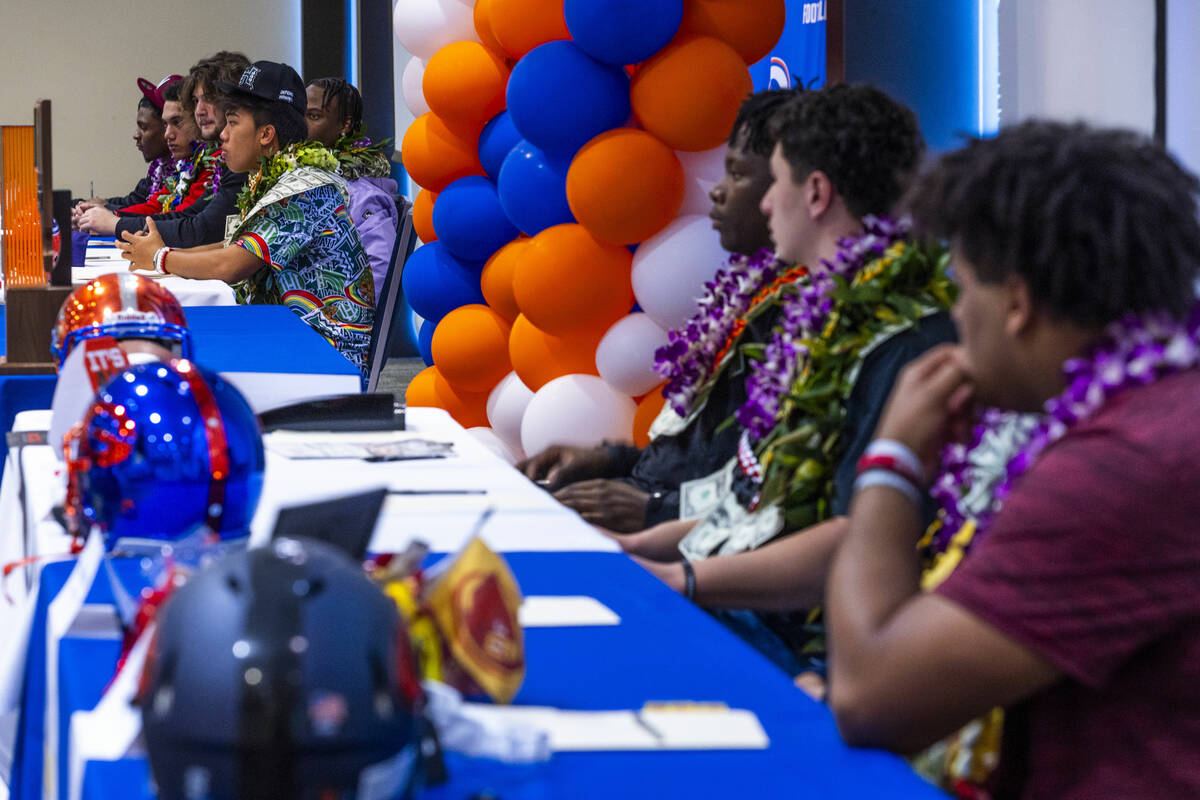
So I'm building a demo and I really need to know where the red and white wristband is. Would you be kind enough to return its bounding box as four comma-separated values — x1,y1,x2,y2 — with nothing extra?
853,439,925,506
152,246,172,275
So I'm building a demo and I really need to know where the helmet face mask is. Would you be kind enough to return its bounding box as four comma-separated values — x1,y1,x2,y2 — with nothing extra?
52,274,193,368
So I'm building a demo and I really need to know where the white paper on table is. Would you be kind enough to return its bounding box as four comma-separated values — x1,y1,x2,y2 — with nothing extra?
458,704,769,752
370,509,620,554
67,623,154,800
519,596,620,628
43,533,105,800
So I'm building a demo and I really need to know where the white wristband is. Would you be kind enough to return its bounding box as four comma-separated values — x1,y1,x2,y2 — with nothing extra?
853,468,923,507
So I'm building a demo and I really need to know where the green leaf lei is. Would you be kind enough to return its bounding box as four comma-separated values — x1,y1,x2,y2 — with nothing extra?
745,239,956,531
331,127,393,181
236,141,340,218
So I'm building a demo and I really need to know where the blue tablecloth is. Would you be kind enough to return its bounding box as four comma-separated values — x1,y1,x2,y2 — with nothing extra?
0,304,360,469
12,553,943,800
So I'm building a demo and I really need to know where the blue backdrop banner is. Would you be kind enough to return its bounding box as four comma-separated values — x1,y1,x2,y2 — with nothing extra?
749,1,827,91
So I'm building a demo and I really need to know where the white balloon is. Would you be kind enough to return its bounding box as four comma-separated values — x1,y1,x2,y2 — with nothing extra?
393,0,480,61
676,144,727,216
632,215,727,332
486,371,533,449
401,56,430,117
520,375,636,457
468,427,524,464
595,313,670,396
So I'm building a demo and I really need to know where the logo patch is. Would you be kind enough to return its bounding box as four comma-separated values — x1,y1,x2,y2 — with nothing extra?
239,66,260,88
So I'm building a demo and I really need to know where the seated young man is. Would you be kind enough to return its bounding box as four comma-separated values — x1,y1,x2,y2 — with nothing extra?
306,77,399,304
625,86,956,675
519,88,796,531
81,52,251,247
116,61,375,377
71,76,174,225
826,122,1200,798
117,80,214,216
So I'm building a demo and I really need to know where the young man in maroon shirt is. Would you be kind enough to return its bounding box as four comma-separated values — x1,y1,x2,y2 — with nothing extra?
826,121,1200,797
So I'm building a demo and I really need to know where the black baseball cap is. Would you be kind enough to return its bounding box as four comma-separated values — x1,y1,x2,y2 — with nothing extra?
214,60,306,117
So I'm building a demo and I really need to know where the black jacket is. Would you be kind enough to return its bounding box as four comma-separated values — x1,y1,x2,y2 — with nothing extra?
104,175,154,210
114,166,247,249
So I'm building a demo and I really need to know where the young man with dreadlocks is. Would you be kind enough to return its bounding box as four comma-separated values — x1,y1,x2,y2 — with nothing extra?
305,77,398,304
519,88,798,531
827,122,1200,799
118,61,375,378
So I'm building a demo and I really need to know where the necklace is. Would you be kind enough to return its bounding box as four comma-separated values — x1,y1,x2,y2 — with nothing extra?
236,142,340,217
931,306,1200,548
738,215,911,441
653,249,797,417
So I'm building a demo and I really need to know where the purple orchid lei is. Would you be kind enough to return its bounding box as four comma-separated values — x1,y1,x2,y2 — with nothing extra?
146,157,171,194
930,304,1200,552
737,215,910,441
652,249,787,417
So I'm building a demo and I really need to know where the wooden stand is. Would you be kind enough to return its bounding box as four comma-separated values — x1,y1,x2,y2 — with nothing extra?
0,99,71,375
0,285,73,374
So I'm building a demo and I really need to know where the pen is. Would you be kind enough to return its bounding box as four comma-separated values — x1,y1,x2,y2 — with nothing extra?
90,180,94,198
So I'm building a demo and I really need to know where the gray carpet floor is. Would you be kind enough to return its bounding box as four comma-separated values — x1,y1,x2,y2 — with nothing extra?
376,357,427,399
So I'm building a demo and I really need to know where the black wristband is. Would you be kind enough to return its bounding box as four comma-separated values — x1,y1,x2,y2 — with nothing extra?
680,557,696,601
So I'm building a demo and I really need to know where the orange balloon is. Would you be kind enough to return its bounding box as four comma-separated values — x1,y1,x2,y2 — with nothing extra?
633,386,667,447
405,365,442,407
431,304,513,392
631,35,753,152
423,41,511,127
406,366,490,427
474,0,505,55
508,313,604,391
512,223,633,336
401,113,485,192
567,128,685,245
481,237,528,321
413,189,438,243
680,0,786,64
489,0,569,59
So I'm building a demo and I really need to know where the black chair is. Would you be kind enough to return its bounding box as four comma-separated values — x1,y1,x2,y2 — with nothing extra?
364,198,417,393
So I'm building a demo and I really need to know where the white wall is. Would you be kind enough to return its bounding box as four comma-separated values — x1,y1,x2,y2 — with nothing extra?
0,0,302,199
1166,0,1199,177
998,0,1155,134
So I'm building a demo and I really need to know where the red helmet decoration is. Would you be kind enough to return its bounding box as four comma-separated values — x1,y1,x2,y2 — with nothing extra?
51,273,192,367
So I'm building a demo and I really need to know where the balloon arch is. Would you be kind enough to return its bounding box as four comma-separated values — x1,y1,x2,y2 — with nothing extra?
395,0,784,463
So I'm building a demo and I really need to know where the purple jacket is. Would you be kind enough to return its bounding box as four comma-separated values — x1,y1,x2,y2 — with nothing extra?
347,176,399,305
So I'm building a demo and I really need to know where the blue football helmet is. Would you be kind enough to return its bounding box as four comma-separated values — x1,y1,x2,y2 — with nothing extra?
65,359,265,547
51,273,192,368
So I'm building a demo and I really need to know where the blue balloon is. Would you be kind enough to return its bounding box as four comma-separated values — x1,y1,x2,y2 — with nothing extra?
478,112,522,180
432,176,520,262
418,320,435,366
565,0,683,66
401,242,486,323
506,40,631,155
497,140,575,236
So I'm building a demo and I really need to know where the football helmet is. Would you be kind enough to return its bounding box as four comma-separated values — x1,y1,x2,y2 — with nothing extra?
51,272,192,367
65,359,264,547
142,537,428,800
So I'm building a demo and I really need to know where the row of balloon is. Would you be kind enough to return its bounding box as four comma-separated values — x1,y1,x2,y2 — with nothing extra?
395,0,784,462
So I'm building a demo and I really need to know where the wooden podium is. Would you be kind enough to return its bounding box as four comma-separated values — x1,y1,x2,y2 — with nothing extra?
1,99,72,374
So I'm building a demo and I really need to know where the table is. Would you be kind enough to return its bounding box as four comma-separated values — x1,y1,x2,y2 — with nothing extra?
74,236,234,307
0,303,363,468
2,410,942,799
